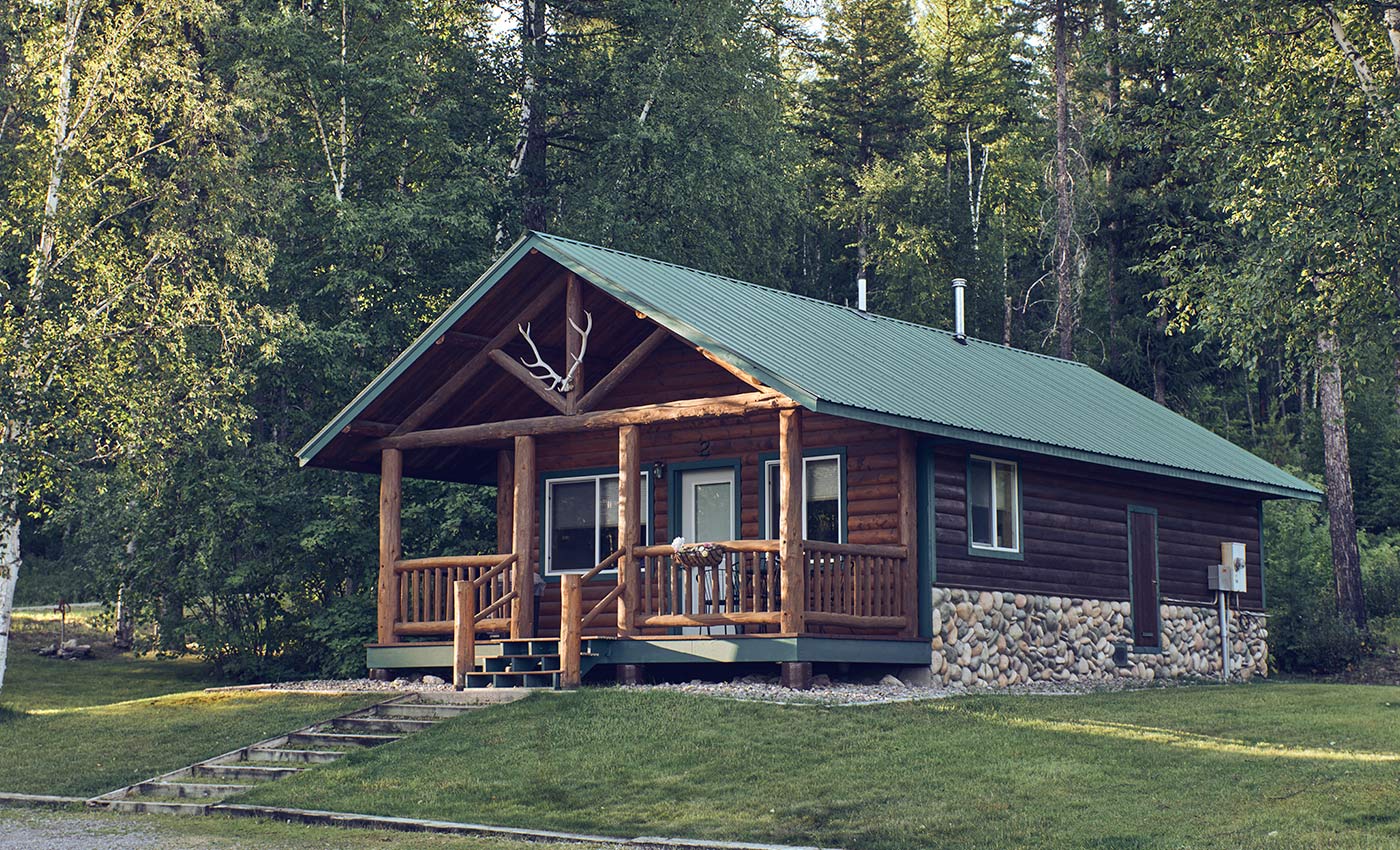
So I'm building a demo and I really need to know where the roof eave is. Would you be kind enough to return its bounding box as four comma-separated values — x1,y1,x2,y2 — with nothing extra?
812,401,1324,503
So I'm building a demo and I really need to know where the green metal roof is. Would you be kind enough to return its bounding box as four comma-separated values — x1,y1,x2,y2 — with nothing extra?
299,232,1321,501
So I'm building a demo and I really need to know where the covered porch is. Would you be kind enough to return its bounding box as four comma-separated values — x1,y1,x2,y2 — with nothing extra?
371,404,924,689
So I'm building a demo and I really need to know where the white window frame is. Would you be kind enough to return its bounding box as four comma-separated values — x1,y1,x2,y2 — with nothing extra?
543,471,649,575
762,454,845,543
968,455,1020,553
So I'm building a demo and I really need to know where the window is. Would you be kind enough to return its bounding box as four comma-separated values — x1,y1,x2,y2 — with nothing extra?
968,456,1019,553
763,455,843,543
545,472,648,574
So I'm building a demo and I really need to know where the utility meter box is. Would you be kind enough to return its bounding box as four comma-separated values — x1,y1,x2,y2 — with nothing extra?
1209,542,1247,593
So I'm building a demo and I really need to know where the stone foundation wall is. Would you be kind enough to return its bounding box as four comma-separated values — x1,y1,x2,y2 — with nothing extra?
929,587,1268,686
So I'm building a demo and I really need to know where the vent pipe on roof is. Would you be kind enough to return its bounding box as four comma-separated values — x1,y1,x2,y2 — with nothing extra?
857,277,868,312
952,278,968,344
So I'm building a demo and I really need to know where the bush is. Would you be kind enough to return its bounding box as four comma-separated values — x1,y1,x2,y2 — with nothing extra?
1264,499,1365,673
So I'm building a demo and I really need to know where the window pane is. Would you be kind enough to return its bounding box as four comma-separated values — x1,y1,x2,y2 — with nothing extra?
551,481,596,571
766,463,780,539
693,482,732,542
968,460,992,545
994,463,1017,549
806,458,839,501
599,477,619,555
808,499,840,543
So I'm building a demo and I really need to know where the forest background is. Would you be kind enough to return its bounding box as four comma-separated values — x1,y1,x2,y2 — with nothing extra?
3,0,1399,683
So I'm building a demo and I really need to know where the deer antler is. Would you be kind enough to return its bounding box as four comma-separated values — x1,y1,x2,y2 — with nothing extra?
561,312,592,391
517,311,592,392
518,322,567,391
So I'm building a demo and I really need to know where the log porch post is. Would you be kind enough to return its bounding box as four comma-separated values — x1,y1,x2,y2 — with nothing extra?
778,408,805,635
559,573,582,688
617,424,641,636
452,579,476,689
511,435,536,639
377,448,403,645
496,449,514,556
897,431,919,638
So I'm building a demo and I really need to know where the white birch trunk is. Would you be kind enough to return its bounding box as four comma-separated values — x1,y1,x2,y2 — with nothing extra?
0,486,21,696
1320,3,1379,105
1384,7,1400,76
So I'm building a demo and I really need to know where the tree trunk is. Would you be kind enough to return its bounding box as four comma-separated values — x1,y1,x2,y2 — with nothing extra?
1103,0,1122,372
1052,0,1075,360
1152,311,1168,405
511,0,549,231
0,491,20,696
34,0,83,296
1316,329,1366,630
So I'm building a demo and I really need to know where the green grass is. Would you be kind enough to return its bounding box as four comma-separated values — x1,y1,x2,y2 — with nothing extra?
241,684,1400,850
0,610,379,797
0,807,616,850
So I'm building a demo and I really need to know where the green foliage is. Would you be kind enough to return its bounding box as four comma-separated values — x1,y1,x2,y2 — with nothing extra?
1264,500,1364,672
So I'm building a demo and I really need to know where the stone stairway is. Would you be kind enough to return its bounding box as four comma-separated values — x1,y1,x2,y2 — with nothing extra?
92,692,524,815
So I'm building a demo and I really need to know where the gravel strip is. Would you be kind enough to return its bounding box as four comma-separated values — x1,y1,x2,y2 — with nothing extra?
256,677,455,693
623,675,1151,705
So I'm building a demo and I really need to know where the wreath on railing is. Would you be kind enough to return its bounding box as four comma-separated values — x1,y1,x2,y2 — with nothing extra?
671,540,728,569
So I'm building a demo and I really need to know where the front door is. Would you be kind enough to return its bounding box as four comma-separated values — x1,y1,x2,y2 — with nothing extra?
678,468,737,634
1128,506,1161,648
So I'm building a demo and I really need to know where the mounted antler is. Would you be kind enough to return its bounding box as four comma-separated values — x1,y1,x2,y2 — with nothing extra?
518,311,592,392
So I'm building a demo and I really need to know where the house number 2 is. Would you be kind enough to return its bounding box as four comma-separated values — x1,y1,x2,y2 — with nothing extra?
697,439,711,457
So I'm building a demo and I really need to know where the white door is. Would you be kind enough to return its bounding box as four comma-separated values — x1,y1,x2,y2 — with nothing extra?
679,468,736,635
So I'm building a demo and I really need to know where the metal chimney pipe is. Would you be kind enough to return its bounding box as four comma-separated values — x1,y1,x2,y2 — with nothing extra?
857,277,868,312
951,278,967,344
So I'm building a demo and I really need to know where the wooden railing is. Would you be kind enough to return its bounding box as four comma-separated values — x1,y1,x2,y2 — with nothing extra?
802,541,909,630
633,540,783,629
393,553,517,638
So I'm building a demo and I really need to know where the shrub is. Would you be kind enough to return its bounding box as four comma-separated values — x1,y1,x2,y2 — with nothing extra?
1263,499,1365,673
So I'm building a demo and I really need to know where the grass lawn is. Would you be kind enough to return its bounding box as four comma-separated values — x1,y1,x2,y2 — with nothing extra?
240,683,1400,850
0,610,379,797
0,807,619,850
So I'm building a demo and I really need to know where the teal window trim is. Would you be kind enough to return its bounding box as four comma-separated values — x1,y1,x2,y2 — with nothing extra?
964,454,1024,561
665,458,743,544
757,446,847,543
916,438,937,638
538,465,654,584
1126,504,1162,653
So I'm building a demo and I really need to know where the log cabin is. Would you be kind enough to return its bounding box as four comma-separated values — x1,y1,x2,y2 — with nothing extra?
297,232,1320,689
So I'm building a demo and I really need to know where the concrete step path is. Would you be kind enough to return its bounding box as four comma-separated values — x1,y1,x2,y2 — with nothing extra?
89,691,528,815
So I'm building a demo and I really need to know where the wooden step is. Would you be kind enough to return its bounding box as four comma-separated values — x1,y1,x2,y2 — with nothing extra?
135,780,249,799
194,763,302,782
464,670,560,689
245,747,344,764
331,716,437,735
287,730,401,748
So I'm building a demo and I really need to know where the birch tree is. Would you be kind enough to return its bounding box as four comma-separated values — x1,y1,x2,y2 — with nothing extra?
0,0,267,692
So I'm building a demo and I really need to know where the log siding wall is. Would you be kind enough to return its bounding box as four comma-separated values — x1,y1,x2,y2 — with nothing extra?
932,442,1265,611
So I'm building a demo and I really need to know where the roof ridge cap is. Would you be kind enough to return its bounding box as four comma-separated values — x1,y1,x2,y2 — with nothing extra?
534,231,1091,370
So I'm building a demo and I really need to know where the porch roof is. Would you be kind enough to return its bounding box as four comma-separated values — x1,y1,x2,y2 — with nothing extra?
298,232,1320,501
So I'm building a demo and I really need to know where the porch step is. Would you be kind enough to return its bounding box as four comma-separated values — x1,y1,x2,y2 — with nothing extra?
464,670,561,689
245,747,345,764
287,730,402,748
330,715,438,735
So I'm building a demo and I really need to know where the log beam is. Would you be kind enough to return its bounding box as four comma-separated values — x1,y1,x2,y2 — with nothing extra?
511,435,536,639
390,276,564,436
377,449,403,645
575,327,670,413
489,348,570,414
375,391,788,451
565,272,585,413
778,408,805,635
617,424,641,636
495,449,514,556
